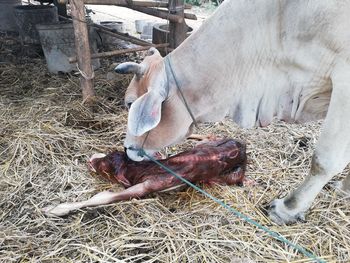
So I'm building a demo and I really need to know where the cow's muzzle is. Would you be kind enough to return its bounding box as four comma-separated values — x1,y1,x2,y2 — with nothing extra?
125,147,146,162
125,147,164,162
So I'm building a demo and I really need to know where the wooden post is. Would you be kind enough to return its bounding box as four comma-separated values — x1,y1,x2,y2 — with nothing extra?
70,0,96,104
168,0,187,50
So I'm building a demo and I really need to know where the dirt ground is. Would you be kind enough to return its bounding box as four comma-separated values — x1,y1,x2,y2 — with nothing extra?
0,4,350,263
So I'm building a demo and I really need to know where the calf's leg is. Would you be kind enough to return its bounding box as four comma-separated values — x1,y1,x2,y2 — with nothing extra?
187,134,218,142
43,181,157,217
269,60,350,224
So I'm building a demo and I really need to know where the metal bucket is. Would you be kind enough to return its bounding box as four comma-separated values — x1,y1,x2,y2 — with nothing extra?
36,22,100,74
0,0,22,32
14,5,58,44
99,21,126,47
152,23,193,55
100,21,126,33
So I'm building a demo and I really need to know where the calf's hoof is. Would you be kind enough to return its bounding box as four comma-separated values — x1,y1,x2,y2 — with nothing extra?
268,198,306,225
42,203,75,217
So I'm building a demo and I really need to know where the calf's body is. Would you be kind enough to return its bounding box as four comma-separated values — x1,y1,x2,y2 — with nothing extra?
44,139,246,217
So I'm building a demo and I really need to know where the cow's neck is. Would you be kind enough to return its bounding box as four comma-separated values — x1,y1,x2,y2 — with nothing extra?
168,0,282,128
168,0,332,128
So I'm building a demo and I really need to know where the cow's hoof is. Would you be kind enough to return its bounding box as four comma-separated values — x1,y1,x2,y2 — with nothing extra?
331,181,350,197
268,199,306,225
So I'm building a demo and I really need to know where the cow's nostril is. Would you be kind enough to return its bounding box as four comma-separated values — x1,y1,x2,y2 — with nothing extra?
126,148,145,162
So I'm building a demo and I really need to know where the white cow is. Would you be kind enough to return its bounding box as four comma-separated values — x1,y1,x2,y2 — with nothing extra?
115,0,350,224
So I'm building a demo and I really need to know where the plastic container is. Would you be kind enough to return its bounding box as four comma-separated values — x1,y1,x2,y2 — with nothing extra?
14,5,58,44
36,22,100,74
135,19,147,34
141,22,156,41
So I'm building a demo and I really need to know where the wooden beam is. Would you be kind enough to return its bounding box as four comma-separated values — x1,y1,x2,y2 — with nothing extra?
93,24,151,46
183,12,197,20
145,8,197,20
169,0,187,49
127,7,197,21
85,0,168,7
60,15,152,46
68,43,169,63
70,0,95,104
58,0,192,9
128,6,183,23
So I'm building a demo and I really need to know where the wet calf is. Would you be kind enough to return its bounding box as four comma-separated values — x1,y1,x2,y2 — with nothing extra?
43,138,247,217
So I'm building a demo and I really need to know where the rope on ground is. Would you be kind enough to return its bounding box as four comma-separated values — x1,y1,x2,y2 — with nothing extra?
76,63,95,80
139,149,326,263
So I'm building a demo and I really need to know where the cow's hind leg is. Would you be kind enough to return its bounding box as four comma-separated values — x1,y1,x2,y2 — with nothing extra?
269,60,350,224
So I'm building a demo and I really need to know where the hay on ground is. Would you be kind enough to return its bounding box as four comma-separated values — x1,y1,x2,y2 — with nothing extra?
0,34,349,263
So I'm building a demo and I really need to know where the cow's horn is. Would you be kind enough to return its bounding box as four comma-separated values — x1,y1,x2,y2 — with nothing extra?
115,62,146,75
147,47,160,56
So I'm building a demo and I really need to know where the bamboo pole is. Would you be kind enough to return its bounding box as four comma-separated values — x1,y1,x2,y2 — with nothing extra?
68,43,169,63
70,0,96,104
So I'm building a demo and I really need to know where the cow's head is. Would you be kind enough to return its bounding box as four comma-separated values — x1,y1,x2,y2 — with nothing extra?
115,48,194,161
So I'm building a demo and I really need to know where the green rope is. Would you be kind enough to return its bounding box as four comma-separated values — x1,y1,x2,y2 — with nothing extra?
139,149,326,263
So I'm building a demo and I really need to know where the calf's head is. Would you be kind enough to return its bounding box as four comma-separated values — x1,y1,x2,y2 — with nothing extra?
88,152,127,183
115,48,194,161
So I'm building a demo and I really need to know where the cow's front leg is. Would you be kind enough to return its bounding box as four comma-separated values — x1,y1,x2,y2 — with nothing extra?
188,134,218,141
269,60,350,224
268,156,337,224
187,134,220,146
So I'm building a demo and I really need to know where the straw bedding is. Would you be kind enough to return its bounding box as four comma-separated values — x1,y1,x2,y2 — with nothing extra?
0,34,349,263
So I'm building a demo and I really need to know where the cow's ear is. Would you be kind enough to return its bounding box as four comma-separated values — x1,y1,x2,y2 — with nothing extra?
128,90,165,136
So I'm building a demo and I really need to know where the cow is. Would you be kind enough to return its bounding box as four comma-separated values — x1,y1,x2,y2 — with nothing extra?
115,0,350,225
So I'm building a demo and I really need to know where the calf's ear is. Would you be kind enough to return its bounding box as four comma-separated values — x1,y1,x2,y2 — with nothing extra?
128,90,165,136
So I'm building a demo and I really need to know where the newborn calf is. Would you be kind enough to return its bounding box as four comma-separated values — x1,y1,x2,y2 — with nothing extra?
44,138,246,217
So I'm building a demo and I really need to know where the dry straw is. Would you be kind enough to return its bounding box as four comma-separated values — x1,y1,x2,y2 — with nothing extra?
0,35,349,262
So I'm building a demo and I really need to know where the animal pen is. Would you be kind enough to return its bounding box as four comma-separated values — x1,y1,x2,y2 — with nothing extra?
58,0,196,104
1,0,350,262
